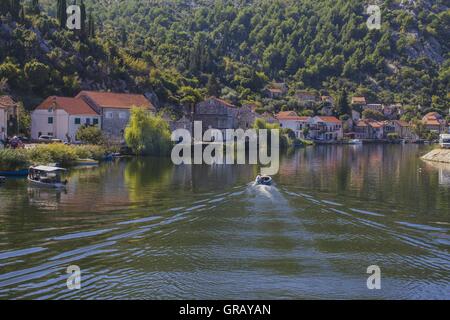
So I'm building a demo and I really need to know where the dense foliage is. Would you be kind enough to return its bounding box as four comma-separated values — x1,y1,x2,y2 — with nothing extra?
75,124,105,144
124,107,172,156
0,0,449,116
0,143,109,169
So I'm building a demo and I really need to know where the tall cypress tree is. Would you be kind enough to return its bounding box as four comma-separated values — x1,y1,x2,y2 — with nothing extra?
57,0,67,28
79,0,86,34
336,89,350,116
19,3,24,22
0,0,10,16
31,0,40,14
9,0,20,19
88,13,95,38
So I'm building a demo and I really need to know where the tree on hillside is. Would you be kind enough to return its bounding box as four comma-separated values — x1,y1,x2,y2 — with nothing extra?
88,13,95,38
0,0,10,16
9,0,20,19
362,109,384,121
57,0,67,28
19,4,25,23
336,89,350,116
79,0,86,34
124,107,172,156
30,0,40,14
206,74,220,97
24,60,50,89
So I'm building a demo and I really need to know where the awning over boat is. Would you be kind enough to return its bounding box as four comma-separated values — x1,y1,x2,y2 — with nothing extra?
31,166,67,172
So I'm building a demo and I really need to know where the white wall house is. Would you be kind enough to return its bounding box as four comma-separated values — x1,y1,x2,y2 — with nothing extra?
0,95,18,141
31,96,100,142
308,116,343,141
275,111,309,139
0,106,6,141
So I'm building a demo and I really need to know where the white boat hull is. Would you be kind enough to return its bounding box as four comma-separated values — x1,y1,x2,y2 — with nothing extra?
28,177,66,189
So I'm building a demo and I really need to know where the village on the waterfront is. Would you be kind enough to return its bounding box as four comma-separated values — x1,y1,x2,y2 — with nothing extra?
1,85,450,177
1,86,449,146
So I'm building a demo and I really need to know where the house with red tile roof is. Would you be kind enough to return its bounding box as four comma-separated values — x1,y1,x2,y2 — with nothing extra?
351,96,366,105
76,91,155,140
194,97,238,141
353,119,370,139
390,120,417,140
367,121,385,139
0,95,18,141
295,91,318,103
275,111,310,138
422,112,447,133
31,96,101,142
307,116,343,141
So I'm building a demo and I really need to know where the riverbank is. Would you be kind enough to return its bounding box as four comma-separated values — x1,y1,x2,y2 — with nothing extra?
0,144,114,170
421,148,450,164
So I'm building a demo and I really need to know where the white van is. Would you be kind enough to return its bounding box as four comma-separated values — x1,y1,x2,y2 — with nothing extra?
439,134,450,149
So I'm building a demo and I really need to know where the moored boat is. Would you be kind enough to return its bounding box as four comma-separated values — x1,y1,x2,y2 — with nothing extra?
28,166,68,189
0,169,29,177
348,139,363,145
255,175,273,186
74,158,99,166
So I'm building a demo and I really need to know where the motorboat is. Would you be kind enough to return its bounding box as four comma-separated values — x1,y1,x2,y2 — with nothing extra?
0,176,5,184
255,175,273,186
28,165,68,189
348,139,363,145
74,158,99,166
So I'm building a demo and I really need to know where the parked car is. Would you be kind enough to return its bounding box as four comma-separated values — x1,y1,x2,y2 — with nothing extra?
38,135,63,143
439,134,450,149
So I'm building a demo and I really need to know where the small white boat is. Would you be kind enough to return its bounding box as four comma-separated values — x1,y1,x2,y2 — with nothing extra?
74,158,99,166
348,139,363,145
28,166,68,189
255,175,273,186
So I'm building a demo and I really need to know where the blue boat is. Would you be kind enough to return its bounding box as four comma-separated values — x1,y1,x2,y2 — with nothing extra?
0,169,29,177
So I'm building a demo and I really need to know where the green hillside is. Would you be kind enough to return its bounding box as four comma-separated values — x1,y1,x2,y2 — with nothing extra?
1,0,449,115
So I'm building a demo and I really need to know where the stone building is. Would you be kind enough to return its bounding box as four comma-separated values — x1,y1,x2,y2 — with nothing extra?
236,104,258,130
194,97,238,141
76,91,156,141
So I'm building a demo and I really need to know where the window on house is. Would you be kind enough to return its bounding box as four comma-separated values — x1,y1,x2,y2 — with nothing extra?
48,117,53,124
119,112,127,119
86,118,91,125
75,118,81,125
93,118,99,125
105,112,113,119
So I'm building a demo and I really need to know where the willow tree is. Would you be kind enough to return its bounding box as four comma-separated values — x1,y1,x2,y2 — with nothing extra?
124,107,172,156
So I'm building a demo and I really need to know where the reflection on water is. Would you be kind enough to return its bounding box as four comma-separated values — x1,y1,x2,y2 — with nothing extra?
423,161,450,187
0,145,449,299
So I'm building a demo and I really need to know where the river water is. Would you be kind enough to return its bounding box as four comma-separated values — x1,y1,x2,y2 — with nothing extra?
0,144,449,299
